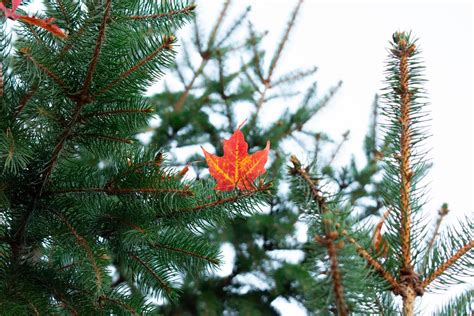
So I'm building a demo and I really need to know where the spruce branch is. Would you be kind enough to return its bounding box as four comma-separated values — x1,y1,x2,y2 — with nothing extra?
94,37,173,98
13,83,38,118
289,155,348,315
129,253,173,296
47,187,193,196
127,3,196,21
81,0,112,95
98,295,140,316
153,243,220,266
81,108,154,119
268,0,303,80
173,0,231,112
181,182,271,213
342,231,400,291
21,51,69,93
421,240,474,289
54,211,103,291
425,203,449,256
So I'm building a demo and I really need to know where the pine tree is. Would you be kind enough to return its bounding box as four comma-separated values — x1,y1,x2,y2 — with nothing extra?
0,1,270,313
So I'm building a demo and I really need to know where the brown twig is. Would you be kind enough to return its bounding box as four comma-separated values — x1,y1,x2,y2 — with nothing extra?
21,52,69,93
421,240,474,289
98,295,140,315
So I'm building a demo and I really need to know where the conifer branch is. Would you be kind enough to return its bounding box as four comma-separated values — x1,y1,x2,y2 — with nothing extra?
21,52,69,93
181,183,270,212
27,302,40,316
173,0,231,112
342,232,400,292
289,155,347,314
14,83,38,118
81,0,112,95
425,204,449,256
94,39,172,98
396,33,415,271
81,108,154,118
420,239,474,289
48,187,193,196
98,295,140,315
102,214,146,234
127,3,196,20
154,243,220,265
55,212,103,291
55,0,71,29
129,253,172,295
76,133,134,144
267,0,303,79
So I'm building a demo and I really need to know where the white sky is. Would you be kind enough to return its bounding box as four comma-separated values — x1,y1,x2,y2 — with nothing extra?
19,0,474,314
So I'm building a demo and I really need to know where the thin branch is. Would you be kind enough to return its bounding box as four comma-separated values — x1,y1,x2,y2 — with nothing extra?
54,212,102,291
81,108,153,119
343,232,400,292
421,240,474,289
14,83,38,118
289,155,347,314
81,0,112,94
397,36,415,271
75,133,134,144
180,183,269,212
173,0,231,112
267,0,303,79
129,254,172,295
94,39,172,98
98,295,140,316
126,3,196,20
47,187,193,196
21,52,69,93
154,243,219,265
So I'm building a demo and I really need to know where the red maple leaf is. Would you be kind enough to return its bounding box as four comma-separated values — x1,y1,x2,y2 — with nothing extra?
0,0,67,38
201,123,270,191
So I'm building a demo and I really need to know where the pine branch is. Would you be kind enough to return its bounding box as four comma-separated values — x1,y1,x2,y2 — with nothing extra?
180,182,270,213
54,211,103,291
94,38,173,98
342,231,400,292
21,51,69,93
47,187,193,196
127,3,196,21
173,0,231,112
421,240,474,289
81,108,154,119
14,83,38,118
81,0,112,95
289,155,347,315
268,0,303,79
98,295,140,316
153,243,219,266
129,253,172,296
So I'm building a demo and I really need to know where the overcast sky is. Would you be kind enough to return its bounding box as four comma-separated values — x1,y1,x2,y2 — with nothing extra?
20,0,473,314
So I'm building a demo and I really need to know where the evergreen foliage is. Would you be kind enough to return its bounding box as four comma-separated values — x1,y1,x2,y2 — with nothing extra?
0,0,270,313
